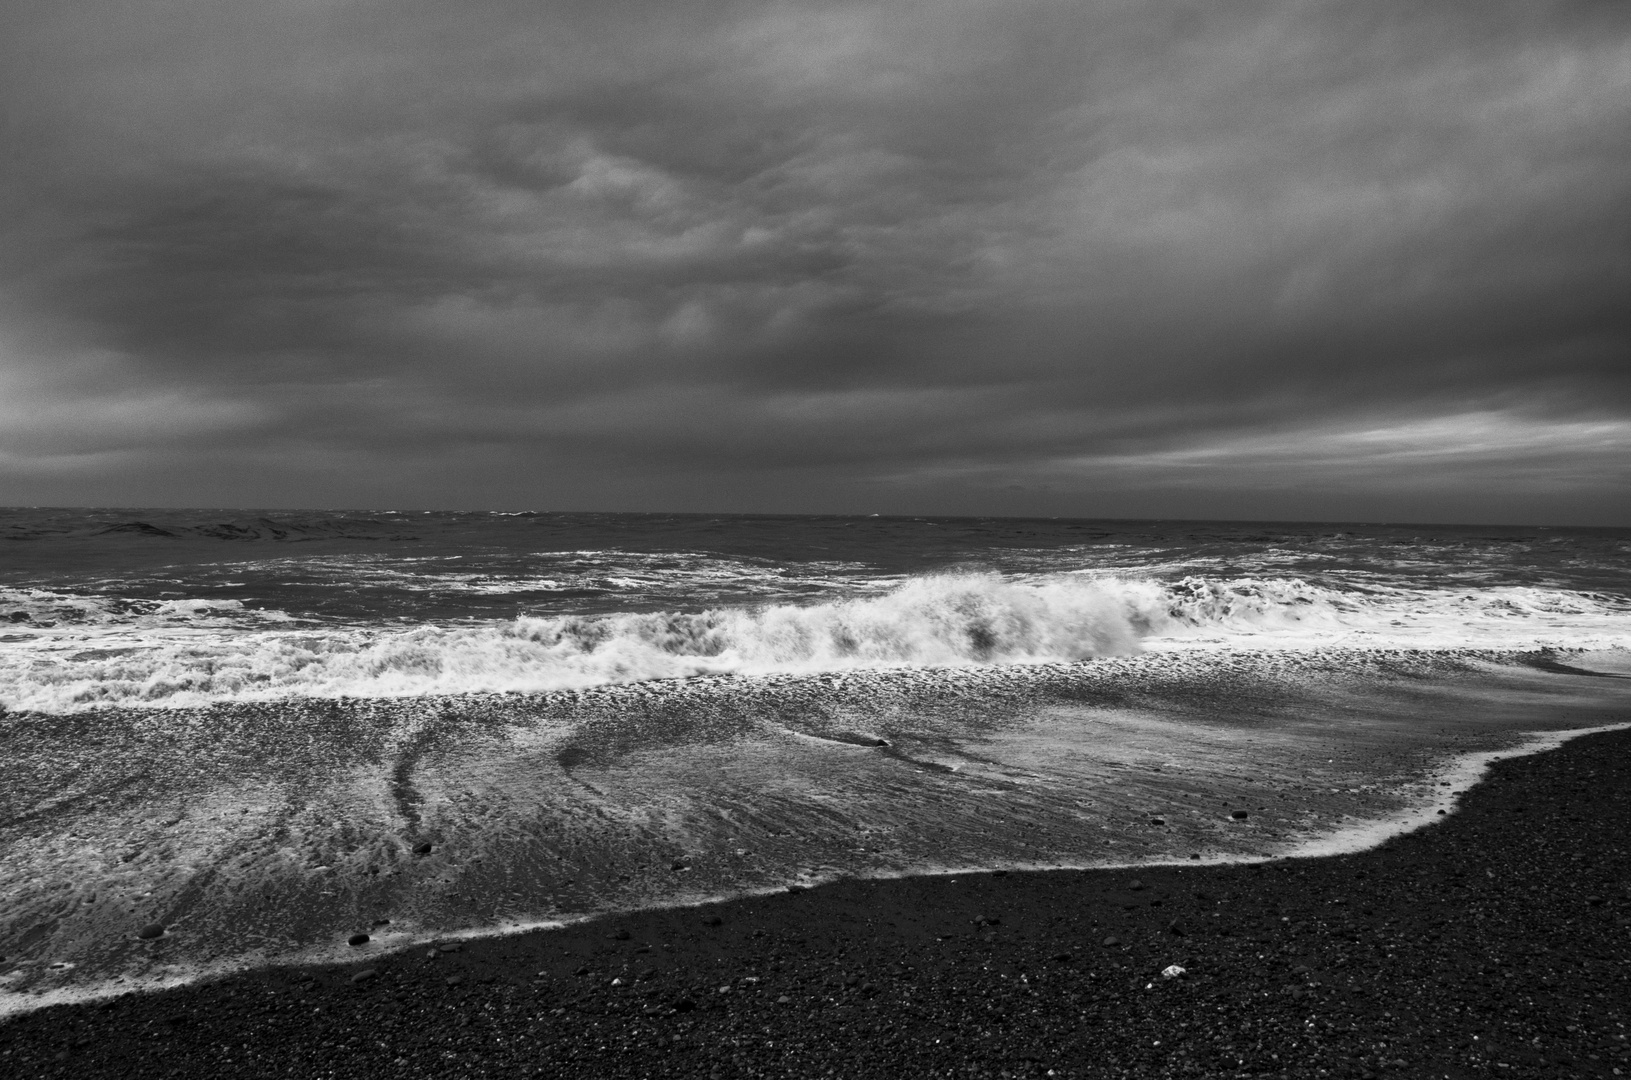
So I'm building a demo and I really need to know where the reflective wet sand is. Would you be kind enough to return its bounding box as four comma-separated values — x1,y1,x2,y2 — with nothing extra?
2,648,1627,1014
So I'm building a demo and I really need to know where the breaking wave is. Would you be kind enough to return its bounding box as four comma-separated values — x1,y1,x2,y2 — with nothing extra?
2,574,1627,712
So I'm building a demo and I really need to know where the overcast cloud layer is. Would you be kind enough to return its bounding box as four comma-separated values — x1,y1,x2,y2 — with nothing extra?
3,0,1628,523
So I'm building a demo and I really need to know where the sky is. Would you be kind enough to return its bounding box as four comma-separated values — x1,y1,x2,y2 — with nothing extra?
2,0,1628,524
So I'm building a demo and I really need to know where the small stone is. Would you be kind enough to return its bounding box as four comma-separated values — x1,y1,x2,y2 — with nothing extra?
439,943,462,953
1128,879,1146,891
613,929,631,940
1102,935,1120,947
445,975,463,987
1051,952,1073,963
136,923,165,940
350,969,376,984
1166,920,1186,936
1587,895,1605,907
671,861,688,871
348,933,370,946
1150,818,1165,826
1230,810,1249,820
673,997,696,1012
776,994,792,1004
413,842,433,855
574,965,591,976
700,914,723,927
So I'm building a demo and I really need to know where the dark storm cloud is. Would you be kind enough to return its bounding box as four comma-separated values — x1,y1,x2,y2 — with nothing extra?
2,0,1628,521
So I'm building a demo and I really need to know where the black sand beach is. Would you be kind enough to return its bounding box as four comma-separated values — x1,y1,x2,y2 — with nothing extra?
3,725,1628,1079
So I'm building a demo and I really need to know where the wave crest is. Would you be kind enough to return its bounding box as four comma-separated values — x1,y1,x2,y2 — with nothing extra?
2,573,1627,712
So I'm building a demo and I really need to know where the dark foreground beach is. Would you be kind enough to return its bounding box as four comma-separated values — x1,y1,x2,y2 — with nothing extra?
3,727,1628,1080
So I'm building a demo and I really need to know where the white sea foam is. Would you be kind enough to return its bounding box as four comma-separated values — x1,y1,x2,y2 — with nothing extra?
1,574,1627,712
220,549,886,600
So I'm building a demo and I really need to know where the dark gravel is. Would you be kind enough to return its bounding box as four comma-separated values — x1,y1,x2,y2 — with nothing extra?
3,726,1629,1079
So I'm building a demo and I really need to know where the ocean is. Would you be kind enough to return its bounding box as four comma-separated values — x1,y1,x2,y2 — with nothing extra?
2,508,1628,1014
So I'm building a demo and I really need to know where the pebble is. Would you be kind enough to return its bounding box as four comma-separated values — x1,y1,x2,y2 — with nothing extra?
349,969,376,985
347,933,370,946
701,915,723,927
1150,818,1166,826
1231,810,1250,820
1129,879,1146,891
136,924,165,940
1102,935,1121,946
413,842,433,855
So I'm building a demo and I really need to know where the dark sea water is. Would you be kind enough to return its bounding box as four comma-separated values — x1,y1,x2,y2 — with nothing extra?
2,509,1628,1013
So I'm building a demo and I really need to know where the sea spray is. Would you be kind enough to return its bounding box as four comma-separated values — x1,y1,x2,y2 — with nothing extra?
3,573,1628,712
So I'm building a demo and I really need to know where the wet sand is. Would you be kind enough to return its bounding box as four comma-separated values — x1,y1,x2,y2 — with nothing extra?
3,649,1630,1013
2,722,1628,1078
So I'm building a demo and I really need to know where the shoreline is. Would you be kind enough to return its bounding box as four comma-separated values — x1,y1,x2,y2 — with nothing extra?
2,645,1627,1018
2,697,1624,1022
3,723,1628,1077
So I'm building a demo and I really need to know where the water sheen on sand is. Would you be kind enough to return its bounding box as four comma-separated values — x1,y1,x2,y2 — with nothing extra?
3,648,1629,1013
